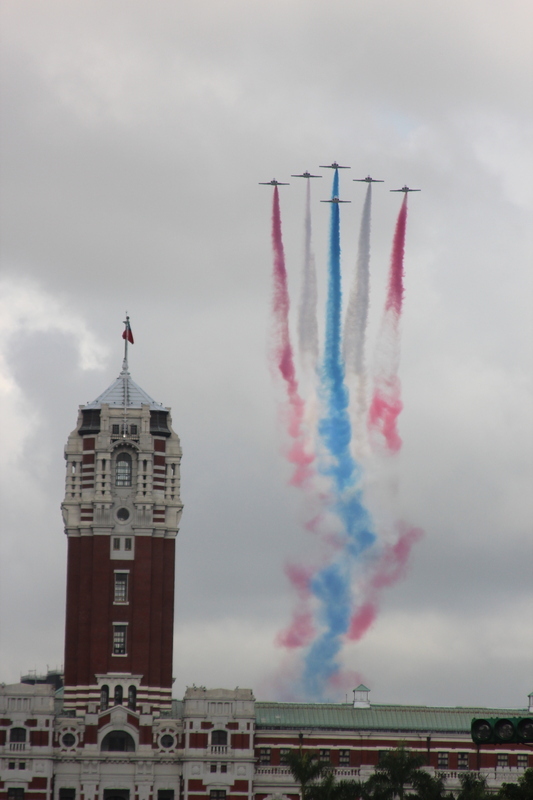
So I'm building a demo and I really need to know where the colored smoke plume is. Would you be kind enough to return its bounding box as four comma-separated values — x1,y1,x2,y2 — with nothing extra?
270,186,314,486
298,179,319,371
276,564,316,649
346,523,424,641
368,195,408,453
343,182,372,378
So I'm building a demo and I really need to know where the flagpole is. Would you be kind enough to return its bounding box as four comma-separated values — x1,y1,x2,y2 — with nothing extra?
123,313,130,372
122,313,130,436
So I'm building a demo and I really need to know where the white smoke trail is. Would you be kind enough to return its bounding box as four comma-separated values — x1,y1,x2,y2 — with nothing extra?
343,183,372,448
298,179,319,373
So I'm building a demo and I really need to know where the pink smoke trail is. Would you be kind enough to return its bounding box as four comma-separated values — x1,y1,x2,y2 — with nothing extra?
346,522,423,641
368,195,408,453
276,564,316,649
271,186,314,486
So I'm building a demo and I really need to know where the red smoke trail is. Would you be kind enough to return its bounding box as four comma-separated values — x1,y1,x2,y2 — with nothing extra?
368,195,408,453
346,522,423,641
385,195,407,315
276,564,316,649
271,187,314,487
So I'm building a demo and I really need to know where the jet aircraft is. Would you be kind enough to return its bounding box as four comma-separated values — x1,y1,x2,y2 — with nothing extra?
354,175,384,183
321,197,351,204
390,185,421,192
259,179,290,186
319,161,350,169
291,171,322,179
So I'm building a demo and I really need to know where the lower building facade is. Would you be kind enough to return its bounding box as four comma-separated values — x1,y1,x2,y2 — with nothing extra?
1,684,532,800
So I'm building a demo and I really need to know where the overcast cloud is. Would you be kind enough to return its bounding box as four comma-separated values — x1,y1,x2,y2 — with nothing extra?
0,0,531,709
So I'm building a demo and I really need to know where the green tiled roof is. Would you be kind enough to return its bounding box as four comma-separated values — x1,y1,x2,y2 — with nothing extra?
254,702,528,734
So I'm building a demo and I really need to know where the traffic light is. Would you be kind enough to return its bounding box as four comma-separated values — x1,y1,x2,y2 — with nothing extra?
471,717,533,745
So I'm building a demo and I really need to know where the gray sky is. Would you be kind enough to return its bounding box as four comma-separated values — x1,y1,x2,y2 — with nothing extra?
0,0,532,709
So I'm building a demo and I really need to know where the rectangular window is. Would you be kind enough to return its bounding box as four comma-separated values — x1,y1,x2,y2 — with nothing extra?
19,763,25,770
220,764,227,774
210,793,226,800
59,792,75,800
279,748,291,765
437,752,449,770
157,793,174,800
457,753,469,770
259,748,271,765
124,538,132,551
8,763,15,770
112,625,127,655
339,750,350,766
319,749,331,763
497,753,509,768
113,538,120,551
112,424,120,435
210,764,217,773
130,425,138,435
114,573,129,603
8,790,24,800
517,755,528,769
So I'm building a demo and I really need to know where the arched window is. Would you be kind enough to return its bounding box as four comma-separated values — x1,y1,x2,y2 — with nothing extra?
100,731,135,752
128,686,136,711
10,727,26,743
115,453,132,486
114,685,123,706
100,685,109,712
211,730,227,746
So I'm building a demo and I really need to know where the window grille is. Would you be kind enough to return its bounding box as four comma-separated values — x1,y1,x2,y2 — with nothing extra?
339,750,350,766
114,573,128,603
113,626,127,655
437,752,449,769
116,453,132,486
457,753,469,770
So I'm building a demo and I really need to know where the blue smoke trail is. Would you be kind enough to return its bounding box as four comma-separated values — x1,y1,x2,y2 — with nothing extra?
303,169,376,699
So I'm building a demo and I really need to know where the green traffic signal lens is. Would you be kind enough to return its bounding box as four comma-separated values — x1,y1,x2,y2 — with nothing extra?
517,718,533,742
471,720,492,743
494,719,515,741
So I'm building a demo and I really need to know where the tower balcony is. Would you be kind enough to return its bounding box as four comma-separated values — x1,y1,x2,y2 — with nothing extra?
110,430,140,443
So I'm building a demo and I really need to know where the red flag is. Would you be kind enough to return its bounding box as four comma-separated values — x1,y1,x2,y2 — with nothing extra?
122,325,134,344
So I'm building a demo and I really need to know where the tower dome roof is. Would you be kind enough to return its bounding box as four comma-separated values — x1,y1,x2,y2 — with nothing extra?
84,366,166,411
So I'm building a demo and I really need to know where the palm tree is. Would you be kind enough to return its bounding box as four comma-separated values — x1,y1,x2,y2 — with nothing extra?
411,771,454,800
455,772,490,800
307,773,371,800
285,748,329,800
365,746,426,800
497,767,533,800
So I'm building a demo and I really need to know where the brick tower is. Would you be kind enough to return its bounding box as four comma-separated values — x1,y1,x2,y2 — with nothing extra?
61,322,183,715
